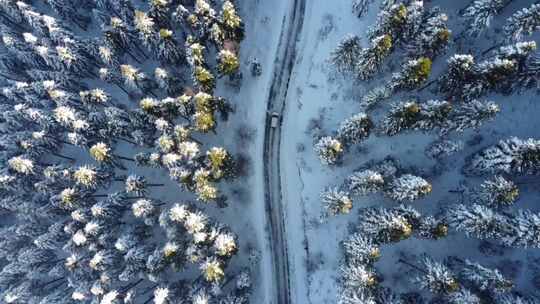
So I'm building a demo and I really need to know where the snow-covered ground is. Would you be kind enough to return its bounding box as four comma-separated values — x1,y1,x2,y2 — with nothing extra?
279,0,540,302
219,0,288,301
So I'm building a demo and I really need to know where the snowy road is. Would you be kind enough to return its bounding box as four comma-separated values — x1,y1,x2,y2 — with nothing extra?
263,0,306,303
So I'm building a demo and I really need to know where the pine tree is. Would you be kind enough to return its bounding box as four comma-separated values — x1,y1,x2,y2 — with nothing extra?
336,113,373,146
356,34,393,80
466,137,540,175
407,8,450,59
504,3,540,41
343,233,381,265
314,136,343,165
341,264,378,288
357,205,420,243
390,57,432,91
439,54,476,99
472,175,519,207
446,204,510,240
415,257,459,295
380,100,452,136
330,35,362,74
506,209,540,248
460,260,513,292
446,288,481,304
346,169,385,196
321,187,353,216
462,0,511,37
384,174,432,202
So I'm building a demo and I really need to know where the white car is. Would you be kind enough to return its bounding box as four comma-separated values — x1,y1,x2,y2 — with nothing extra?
270,112,280,128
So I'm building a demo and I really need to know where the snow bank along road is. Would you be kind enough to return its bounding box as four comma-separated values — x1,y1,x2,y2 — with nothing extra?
263,0,306,303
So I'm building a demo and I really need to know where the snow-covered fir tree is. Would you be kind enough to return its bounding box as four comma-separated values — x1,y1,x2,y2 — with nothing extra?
462,0,511,37
346,169,385,196
446,203,510,240
504,3,540,41
415,257,460,295
472,175,519,207
466,137,540,175
384,174,432,202
321,187,353,216
336,113,373,146
342,233,381,265
314,136,344,165
446,288,481,304
330,35,363,74
356,205,420,243
460,260,513,293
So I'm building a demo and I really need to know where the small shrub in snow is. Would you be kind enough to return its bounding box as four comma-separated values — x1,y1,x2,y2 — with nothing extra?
425,139,463,159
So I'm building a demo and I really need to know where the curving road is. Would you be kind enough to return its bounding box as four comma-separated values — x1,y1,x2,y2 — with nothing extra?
263,0,306,303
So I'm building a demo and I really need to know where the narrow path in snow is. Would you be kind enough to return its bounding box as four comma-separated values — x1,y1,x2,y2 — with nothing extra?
263,0,306,303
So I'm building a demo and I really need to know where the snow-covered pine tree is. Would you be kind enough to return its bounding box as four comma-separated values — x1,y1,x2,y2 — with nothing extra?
506,209,540,248
380,100,451,136
472,175,519,207
462,0,511,37
314,136,343,165
336,113,373,146
359,85,392,110
356,205,420,243
442,99,499,133
390,57,432,91
504,3,540,41
415,257,460,295
341,263,378,289
355,34,393,80
343,233,381,265
440,42,536,100
460,260,513,293
465,137,540,175
346,169,385,196
406,8,450,59
446,288,481,304
446,203,511,240
368,3,409,42
384,174,432,202
330,35,362,74
439,54,476,99
496,294,538,304
321,187,353,216
417,216,449,240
